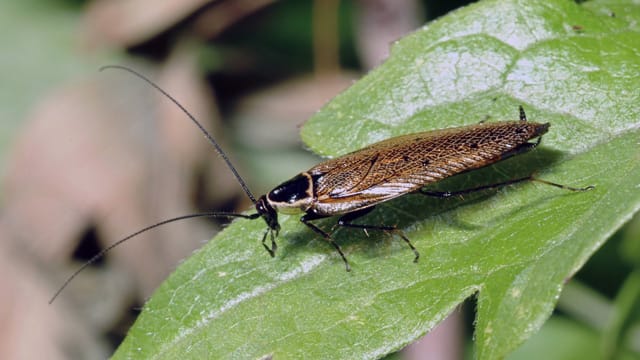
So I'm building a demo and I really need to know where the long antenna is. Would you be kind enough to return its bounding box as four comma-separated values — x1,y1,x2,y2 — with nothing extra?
49,211,260,304
100,65,258,204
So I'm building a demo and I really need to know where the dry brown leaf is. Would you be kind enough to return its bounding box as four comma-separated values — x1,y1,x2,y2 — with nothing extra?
355,0,424,69
233,72,359,149
0,236,108,359
2,57,224,307
82,0,211,47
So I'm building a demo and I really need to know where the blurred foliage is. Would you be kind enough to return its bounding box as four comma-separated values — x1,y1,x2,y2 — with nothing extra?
509,316,637,360
0,0,101,184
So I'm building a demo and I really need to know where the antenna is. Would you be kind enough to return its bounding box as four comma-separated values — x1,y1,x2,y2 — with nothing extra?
49,211,260,304
100,65,258,204
50,66,265,304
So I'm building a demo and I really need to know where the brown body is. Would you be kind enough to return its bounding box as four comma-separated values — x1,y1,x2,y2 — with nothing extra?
310,121,548,215
267,120,549,216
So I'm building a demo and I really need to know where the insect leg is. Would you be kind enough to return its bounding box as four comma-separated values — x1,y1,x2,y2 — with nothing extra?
421,175,593,198
519,105,527,121
300,213,351,271
261,229,277,257
498,139,541,162
337,208,420,263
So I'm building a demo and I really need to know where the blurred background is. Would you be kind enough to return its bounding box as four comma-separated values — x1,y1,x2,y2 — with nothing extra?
0,0,637,359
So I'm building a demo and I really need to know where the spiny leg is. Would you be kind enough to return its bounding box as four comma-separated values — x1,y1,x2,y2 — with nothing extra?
421,175,593,199
337,207,420,263
300,213,351,271
519,105,527,122
261,229,277,257
496,137,542,164
530,177,594,192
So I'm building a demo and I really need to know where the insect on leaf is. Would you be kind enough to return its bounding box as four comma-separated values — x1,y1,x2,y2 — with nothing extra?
113,0,640,359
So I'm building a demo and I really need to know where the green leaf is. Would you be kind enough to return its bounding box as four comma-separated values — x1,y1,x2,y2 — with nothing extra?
508,317,638,360
602,270,640,358
114,0,640,358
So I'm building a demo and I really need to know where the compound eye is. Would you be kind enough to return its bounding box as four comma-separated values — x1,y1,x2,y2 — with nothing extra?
256,197,268,213
268,174,311,204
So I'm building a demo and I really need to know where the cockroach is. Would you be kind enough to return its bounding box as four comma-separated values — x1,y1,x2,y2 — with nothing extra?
49,66,594,303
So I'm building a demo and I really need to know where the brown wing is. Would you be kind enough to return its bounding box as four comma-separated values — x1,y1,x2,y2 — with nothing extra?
308,121,549,215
